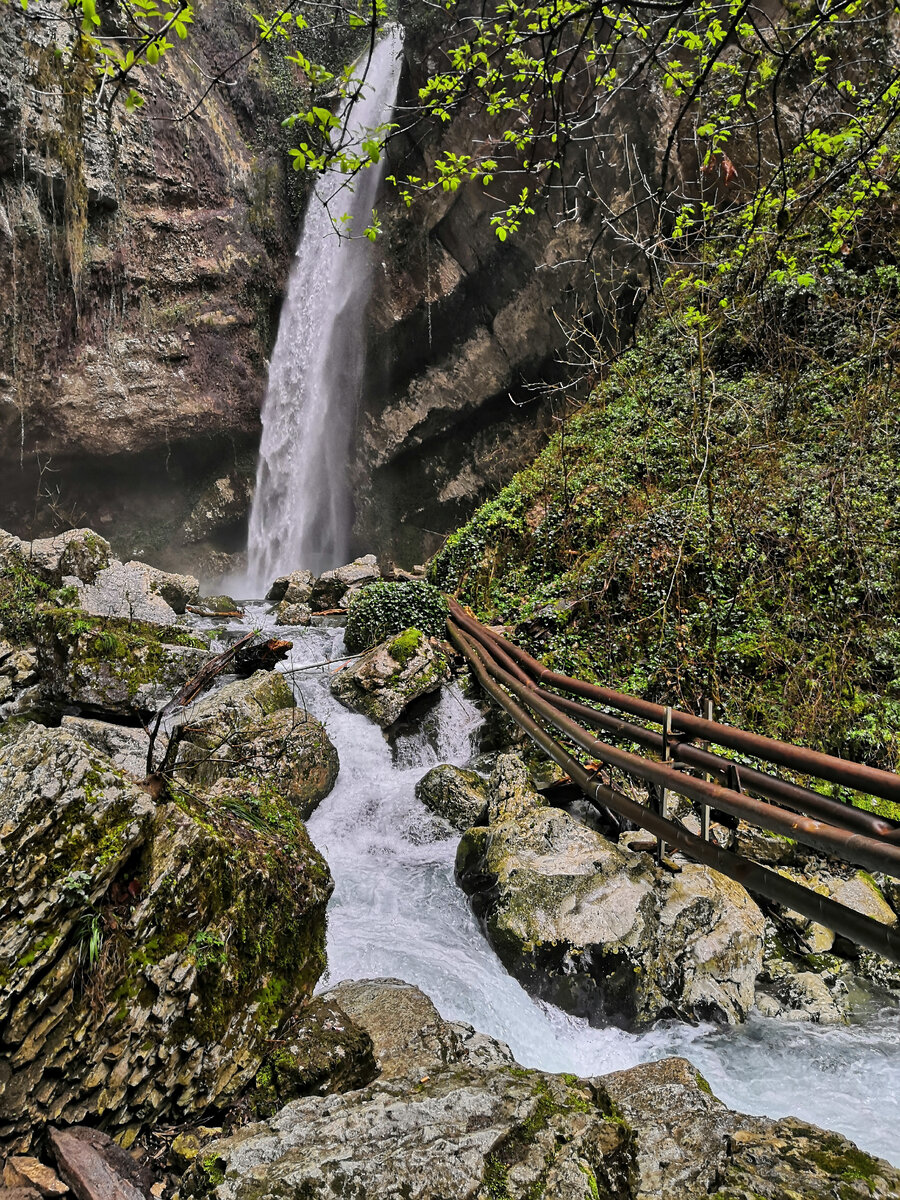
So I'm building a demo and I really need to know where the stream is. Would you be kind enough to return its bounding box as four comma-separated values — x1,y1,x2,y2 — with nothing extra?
207,605,900,1166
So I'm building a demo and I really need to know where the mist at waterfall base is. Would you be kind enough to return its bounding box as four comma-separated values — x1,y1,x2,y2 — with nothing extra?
196,606,900,1167
245,30,404,591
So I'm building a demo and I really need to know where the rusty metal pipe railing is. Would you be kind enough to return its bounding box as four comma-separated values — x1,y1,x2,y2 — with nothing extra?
448,616,900,879
448,602,898,840
447,599,900,806
450,623,900,964
532,686,899,841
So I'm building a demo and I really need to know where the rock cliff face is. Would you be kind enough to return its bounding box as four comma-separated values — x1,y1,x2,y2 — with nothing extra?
1,5,662,574
352,3,661,565
0,1,303,574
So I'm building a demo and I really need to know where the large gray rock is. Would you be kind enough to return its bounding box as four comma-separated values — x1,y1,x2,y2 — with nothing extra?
20,529,111,585
60,715,151,778
310,555,380,610
267,569,314,606
124,561,200,614
181,979,900,1200
456,758,765,1028
66,560,180,626
415,764,488,830
174,695,339,822
42,622,212,719
183,980,630,1200
0,724,331,1152
330,629,450,727
596,1055,900,1200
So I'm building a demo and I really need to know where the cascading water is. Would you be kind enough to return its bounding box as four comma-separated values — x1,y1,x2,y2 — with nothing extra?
191,605,900,1167
246,29,404,591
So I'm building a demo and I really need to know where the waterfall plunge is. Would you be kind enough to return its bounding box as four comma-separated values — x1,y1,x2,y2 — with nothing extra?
246,30,404,591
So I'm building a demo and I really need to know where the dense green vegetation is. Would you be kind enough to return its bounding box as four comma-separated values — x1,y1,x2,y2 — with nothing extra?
431,256,900,771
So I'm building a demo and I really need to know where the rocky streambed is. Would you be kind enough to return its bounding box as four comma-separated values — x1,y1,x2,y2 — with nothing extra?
1,529,899,1198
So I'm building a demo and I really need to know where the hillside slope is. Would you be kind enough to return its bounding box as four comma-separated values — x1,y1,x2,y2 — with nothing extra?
431,261,900,777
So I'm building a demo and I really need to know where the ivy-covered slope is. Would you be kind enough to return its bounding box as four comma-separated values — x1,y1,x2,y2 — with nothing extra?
430,264,900,774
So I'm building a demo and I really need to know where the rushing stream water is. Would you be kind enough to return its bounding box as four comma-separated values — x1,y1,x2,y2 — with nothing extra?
206,606,900,1167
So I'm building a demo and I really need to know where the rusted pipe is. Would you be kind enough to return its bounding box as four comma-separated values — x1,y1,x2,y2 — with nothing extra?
448,603,898,840
450,623,900,964
447,598,900,805
449,616,900,879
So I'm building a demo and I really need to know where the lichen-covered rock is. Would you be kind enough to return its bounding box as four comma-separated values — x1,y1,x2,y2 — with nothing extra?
267,570,314,606
240,997,378,1120
597,1056,900,1200
66,560,180,626
42,618,212,719
192,595,244,617
487,751,544,823
176,705,339,822
310,555,380,611
124,561,200,614
182,980,630,1200
60,715,151,778
20,529,111,586
181,979,900,1200
456,782,765,1028
415,764,488,830
330,629,451,728
0,724,332,1151
275,602,312,626
171,670,295,748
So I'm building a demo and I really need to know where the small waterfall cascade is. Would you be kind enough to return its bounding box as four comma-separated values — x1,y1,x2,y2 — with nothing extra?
246,28,404,592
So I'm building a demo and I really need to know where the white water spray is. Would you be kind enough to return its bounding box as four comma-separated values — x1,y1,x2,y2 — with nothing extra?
246,29,404,591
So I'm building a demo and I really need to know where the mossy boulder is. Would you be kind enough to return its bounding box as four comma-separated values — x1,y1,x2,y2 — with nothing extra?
330,629,451,727
181,979,900,1200
241,996,378,1120
175,703,339,822
309,555,380,611
415,764,488,830
0,723,332,1152
344,579,448,653
42,613,212,719
456,759,765,1029
598,1055,900,1200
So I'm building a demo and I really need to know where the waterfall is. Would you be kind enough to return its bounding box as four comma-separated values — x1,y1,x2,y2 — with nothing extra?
246,29,404,592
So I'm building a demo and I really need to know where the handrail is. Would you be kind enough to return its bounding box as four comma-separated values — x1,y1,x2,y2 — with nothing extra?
450,615,900,878
449,621,900,964
447,598,900,805
448,602,899,841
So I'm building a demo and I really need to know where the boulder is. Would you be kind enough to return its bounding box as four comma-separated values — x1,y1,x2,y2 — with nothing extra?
181,979,900,1200
42,620,212,720
124,561,200,614
241,996,378,1120
65,560,179,626
169,670,295,747
267,570,314,606
0,724,332,1151
330,629,451,728
182,979,630,1200
188,596,244,618
309,555,380,611
21,529,111,586
60,716,150,778
415,764,488,830
456,758,765,1028
176,706,339,822
275,602,312,626
596,1055,900,1200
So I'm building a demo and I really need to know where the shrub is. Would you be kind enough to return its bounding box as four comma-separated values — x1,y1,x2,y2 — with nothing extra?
344,581,448,653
